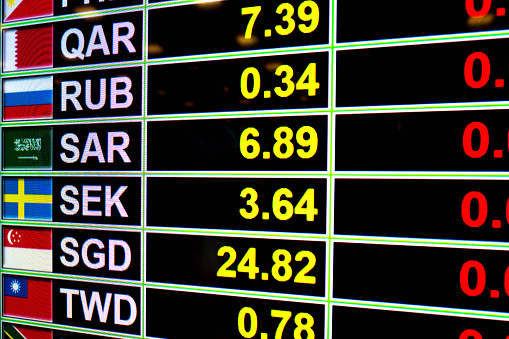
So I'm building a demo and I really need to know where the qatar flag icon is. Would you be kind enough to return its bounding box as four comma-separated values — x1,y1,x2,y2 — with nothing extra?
3,25,53,72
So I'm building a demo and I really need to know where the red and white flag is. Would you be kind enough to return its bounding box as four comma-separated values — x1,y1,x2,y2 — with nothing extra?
3,25,53,72
3,0,53,22
3,226,52,272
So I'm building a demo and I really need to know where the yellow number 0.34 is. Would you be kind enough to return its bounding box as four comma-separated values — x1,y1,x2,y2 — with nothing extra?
240,63,320,100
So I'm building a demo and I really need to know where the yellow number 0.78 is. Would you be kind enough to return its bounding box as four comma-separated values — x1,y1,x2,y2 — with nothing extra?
238,308,314,339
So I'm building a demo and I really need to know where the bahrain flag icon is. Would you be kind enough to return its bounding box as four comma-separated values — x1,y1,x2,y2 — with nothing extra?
3,25,53,72
3,0,53,22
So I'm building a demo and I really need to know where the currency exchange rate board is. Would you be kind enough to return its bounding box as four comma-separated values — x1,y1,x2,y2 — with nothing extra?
2,0,509,338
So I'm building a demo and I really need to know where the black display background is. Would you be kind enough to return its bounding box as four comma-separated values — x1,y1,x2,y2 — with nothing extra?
54,0,143,17
148,52,329,114
2,323,123,339
335,110,509,171
53,12,143,68
332,306,509,339
146,177,327,233
333,243,509,313
53,176,141,226
53,67,142,120
148,0,329,57
53,228,141,281
337,0,509,43
146,234,326,296
146,289,325,339
336,39,509,107
334,179,509,241
147,115,328,171
53,122,141,171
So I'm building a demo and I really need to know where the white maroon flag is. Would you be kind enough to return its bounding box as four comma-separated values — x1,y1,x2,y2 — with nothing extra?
3,226,52,272
3,25,53,72
3,0,53,22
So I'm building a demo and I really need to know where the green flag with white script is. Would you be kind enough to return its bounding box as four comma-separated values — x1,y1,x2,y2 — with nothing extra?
3,127,52,170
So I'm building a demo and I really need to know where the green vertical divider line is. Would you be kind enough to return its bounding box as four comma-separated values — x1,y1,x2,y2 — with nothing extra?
1,6,4,332
142,1,149,337
327,0,336,338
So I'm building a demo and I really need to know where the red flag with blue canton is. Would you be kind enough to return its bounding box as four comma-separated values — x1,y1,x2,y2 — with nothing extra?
3,275,52,321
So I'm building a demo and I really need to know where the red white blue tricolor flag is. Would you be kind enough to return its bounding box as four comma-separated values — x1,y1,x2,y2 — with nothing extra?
3,0,53,22
3,25,53,72
3,76,53,121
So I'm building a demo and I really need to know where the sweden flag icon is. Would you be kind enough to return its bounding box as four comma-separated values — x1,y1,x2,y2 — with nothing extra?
3,177,52,220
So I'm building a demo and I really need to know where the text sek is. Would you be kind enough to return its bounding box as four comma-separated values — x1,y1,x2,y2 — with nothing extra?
61,184,129,217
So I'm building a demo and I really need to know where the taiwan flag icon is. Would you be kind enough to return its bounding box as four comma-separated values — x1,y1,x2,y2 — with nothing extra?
3,323,52,339
3,275,52,322
3,25,53,72
3,0,53,22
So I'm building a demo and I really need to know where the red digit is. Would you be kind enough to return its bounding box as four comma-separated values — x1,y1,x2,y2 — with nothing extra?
460,329,482,339
466,0,492,18
464,52,490,88
463,122,489,158
506,197,509,225
460,260,486,296
461,191,488,227
504,266,509,296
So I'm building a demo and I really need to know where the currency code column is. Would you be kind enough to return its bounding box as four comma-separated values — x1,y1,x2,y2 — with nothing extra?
144,0,332,338
333,1,509,338
1,1,145,338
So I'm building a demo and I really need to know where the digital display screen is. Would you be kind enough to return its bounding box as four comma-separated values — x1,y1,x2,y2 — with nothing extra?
1,0,508,338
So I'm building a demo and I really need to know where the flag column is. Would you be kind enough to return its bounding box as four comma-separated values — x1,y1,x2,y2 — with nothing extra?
1,2,146,338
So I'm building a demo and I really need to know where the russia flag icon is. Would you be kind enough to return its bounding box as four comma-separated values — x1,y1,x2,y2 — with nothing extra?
3,76,53,121
3,0,53,22
3,25,53,72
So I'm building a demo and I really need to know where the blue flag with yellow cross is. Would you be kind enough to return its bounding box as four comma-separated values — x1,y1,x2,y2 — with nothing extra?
3,177,52,220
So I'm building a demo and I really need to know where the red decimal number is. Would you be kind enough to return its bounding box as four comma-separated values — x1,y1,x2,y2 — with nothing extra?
462,190,509,227
460,260,509,297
